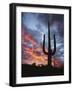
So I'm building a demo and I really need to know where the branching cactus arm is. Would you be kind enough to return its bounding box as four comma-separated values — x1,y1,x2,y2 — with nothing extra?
43,34,48,55
51,34,56,55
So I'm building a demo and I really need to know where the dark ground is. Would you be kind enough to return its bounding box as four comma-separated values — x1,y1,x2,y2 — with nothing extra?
22,64,64,77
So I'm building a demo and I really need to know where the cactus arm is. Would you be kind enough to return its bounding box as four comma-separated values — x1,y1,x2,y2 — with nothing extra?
51,34,56,55
43,34,48,55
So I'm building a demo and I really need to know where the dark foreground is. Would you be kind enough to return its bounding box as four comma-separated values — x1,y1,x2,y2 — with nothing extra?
22,64,64,77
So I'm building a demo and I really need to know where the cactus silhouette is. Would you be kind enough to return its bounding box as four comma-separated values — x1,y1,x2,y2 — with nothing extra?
43,22,56,67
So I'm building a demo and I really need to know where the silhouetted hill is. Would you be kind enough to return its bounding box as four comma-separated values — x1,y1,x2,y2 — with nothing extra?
22,64,64,77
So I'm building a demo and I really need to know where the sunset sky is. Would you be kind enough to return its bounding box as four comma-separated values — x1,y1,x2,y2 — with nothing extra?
21,12,64,68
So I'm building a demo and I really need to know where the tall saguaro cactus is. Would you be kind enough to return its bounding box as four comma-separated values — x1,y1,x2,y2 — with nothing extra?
43,22,56,67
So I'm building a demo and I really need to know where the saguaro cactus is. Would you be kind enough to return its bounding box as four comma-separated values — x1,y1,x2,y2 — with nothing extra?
43,22,56,67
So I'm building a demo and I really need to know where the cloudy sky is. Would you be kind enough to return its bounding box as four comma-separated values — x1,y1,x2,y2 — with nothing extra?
21,12,64,68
